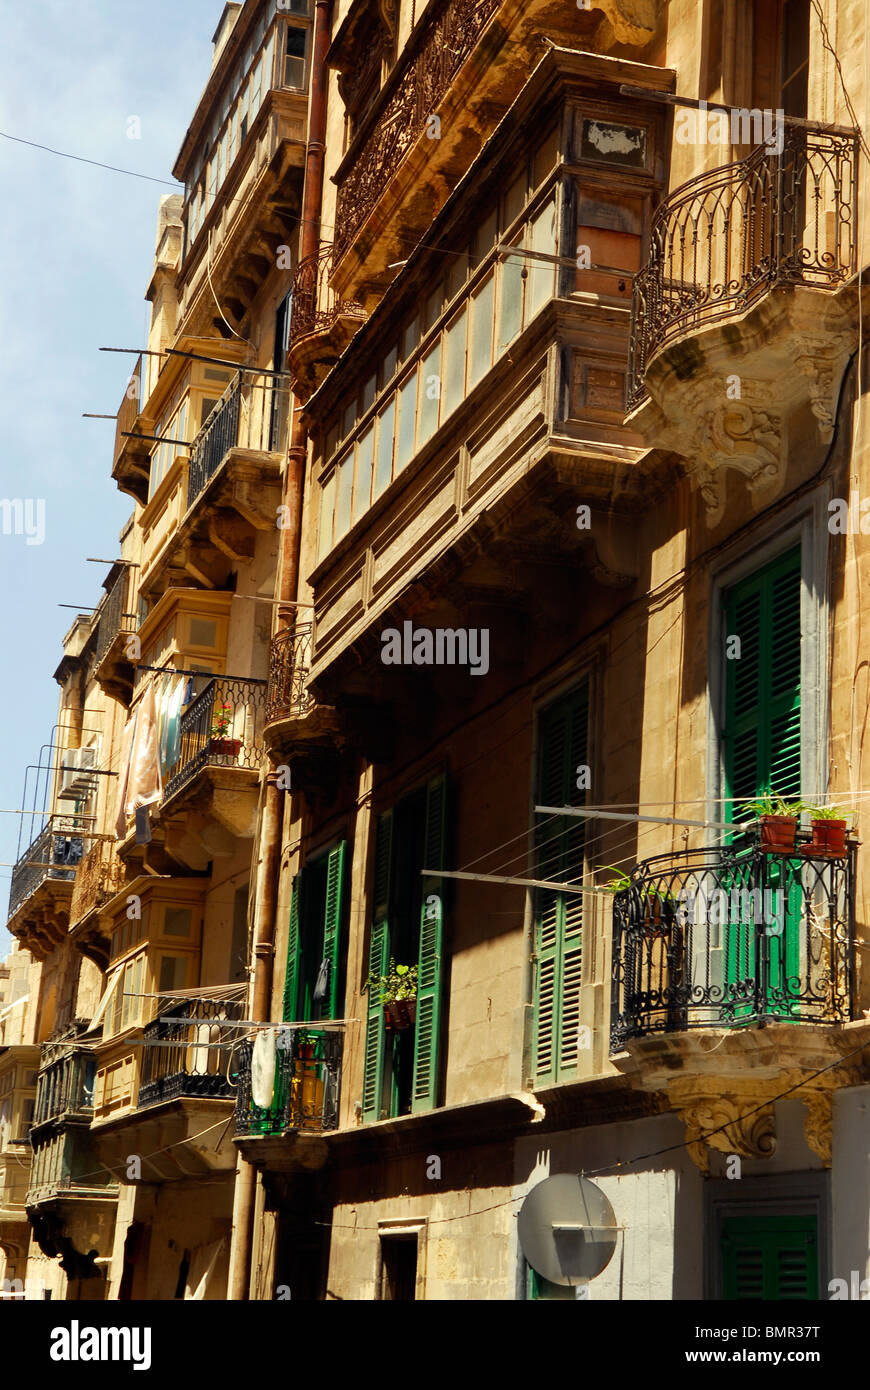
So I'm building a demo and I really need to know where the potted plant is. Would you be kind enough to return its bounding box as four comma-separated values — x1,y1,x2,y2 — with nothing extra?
804,804,851,858
739,792,804,852
597,866,633,894
209,702,241,757
365,958,418,1031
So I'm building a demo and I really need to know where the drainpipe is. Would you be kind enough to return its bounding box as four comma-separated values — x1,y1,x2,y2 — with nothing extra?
228,0,333,1303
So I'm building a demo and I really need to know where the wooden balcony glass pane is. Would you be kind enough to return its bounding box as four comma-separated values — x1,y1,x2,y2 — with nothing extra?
374,396,395,498
442,305,467,419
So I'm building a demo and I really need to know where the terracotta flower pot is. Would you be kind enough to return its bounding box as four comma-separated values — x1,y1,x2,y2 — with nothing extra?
384,998,416,1031
809,818,847,858
209,737,241,757
759,815,797,852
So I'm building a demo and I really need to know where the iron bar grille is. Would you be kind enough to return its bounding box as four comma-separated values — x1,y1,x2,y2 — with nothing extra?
288,242,366,348
266,623,315,723
138,997,245,1108
8,815,88,919
113,353,143,469
333,0,500,264
31,1047,96,1133
610,833,855,1050
186,367,293,509
626,127,859,409
162,674,268,802
94,566,135,668
234,1028,343,1137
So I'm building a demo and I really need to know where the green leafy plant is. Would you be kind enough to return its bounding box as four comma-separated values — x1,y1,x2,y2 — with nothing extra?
365,957,418,1003
807,804,850,822
738,791,805,820
597,866,632,893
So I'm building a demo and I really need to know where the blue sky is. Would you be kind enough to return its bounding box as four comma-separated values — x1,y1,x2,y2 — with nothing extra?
0,0,222,954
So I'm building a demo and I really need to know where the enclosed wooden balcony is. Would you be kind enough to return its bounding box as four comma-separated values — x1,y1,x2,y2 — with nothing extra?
330,0,660,304
111,354,151,505
626,125,860,524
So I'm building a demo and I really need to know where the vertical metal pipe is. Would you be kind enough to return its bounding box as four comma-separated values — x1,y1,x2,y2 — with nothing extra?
229,0,333,1302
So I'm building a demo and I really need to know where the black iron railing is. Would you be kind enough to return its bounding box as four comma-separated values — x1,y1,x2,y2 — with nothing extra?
94,567,136,668
162,675,267,802
138,998,245,1108
610,831,855,1049
627,127,859,408
8,815,89,919
186,368,292,509
187,375,242,506
234,1027,342,1137
289,243,366,348
333,0,500,263
31,1046,96,1132
266,624,315,723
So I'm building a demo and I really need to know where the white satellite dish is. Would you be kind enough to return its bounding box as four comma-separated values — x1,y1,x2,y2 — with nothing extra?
518,1174,618,1287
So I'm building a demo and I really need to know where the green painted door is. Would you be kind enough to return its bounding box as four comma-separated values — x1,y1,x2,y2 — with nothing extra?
721,1214,818,1299
723,548,802,1018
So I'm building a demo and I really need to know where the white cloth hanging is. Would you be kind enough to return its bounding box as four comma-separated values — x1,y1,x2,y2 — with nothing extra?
250,1029,276,1109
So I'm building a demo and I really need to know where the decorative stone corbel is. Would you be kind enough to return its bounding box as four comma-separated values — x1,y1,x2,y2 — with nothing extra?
685,400,785,527
681,1095,777,1174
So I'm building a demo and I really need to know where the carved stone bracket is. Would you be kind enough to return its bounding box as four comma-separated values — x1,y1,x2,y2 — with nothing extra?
680,1093,777,1174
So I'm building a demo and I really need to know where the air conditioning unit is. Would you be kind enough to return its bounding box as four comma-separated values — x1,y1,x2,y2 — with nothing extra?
58,747,98,801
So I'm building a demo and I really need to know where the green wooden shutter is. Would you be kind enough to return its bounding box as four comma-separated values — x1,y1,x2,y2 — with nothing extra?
412,774,447,1113
362,812,392,1122
723,548,802,1014
282,872,303,1022
321,841,347,1020
533,684,589,1085
724,546,802,813
721,1215,818,1299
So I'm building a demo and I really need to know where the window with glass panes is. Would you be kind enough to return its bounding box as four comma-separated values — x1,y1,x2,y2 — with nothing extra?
316,132,560,561
183,2,312,253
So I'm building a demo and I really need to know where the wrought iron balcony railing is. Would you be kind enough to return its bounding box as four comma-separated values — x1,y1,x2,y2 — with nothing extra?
289,242,366,350
266,623,315,723
234,1027,342,1137
8,815,90,920
162,675,268,802
626,126,859,409
138,998,245,1109
333,0,500,264
186,367,292,509
69,837,126,926
31,1045,96,1133
610,831,856,1050
94,566,136,669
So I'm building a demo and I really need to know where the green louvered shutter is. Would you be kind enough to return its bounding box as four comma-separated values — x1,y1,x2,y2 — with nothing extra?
362,812,392,1122
412,774,447,1113
721,1215,818,1299
282,873,303,1022
724,547,802,814
533,684,589,1085
321,841,347,1020
723,548,802,1013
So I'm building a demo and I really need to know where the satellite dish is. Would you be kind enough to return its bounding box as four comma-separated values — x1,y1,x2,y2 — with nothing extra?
518,1174,618,1287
